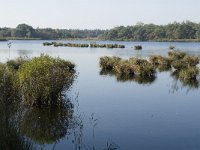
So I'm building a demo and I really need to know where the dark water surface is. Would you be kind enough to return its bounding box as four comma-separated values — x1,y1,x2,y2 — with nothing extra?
0,40,200,150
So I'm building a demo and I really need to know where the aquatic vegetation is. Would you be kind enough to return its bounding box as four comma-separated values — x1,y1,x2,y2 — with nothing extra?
90,43,106,48
0,55,76,107
169,45,175,50
178,67,199,80
168,50,186,60
43,42,53,46
106,44,125,48
90,43,125,48
43,42,125,48
7,57,29,70
64,43,89,47
0,38,7,41
149,55,171,66
134,45,142,50
18,54,76,106
182,55,199,66
114,61,135,76
100,50,199,87
100,56,122,70
100,56,156,83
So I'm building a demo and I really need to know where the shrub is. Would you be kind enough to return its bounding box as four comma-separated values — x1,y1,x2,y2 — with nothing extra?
18,54,76,106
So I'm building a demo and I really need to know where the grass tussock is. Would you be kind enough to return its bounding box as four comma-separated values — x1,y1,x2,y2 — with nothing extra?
134,45,142,50
168,50,186,60
99,56,156,84
99,56,121,70
0,54,76,107
100,49,200,86
43,42,125,48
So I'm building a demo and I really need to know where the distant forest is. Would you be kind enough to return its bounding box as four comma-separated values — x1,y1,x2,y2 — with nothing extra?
1,21,200,41
0,24,105,40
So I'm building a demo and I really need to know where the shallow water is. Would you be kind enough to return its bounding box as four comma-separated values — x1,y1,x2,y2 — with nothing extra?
0,40,200,150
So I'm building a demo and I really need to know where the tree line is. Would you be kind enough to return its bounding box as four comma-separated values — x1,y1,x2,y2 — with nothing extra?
1,21,200,41
0,24,105,40
101,21,200,41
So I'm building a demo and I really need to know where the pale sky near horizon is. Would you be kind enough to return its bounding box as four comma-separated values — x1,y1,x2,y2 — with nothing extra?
0,0,200,29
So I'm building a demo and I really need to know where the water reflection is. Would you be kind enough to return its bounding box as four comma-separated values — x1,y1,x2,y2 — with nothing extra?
100,69,156,85
20,103,74,145
0,95,34,150
100,66,200,91
170,71,199,93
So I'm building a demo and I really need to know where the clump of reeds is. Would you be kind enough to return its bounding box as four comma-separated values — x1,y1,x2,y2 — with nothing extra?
149,55,172,71
100,50,200,86
134,45,142,50
149,55,171,66
7,57,29,70
0,54,76,107
99,56,121,70
168,50,186,60
43,42,53,46
114,60,135,76
169,45,175,50
100,57,156,78
18,54,76,106
178,67,199,80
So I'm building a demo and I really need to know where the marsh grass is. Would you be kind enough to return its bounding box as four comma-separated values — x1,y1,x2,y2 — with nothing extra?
7,57,29,70
100,56,156,84
134,45,142,50
0,64,20,103
43,42,125,48
168,50,186,60
100,50,200,86
99,56,122,70
0,54,76,107
18,54,76,106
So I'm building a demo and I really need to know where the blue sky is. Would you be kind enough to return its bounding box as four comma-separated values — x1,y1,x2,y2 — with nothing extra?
0,0,200,29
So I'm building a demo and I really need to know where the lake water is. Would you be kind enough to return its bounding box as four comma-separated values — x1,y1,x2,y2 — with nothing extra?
0,40,200,150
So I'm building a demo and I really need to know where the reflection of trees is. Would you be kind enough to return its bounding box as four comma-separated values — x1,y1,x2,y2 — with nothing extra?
20,101,74,145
